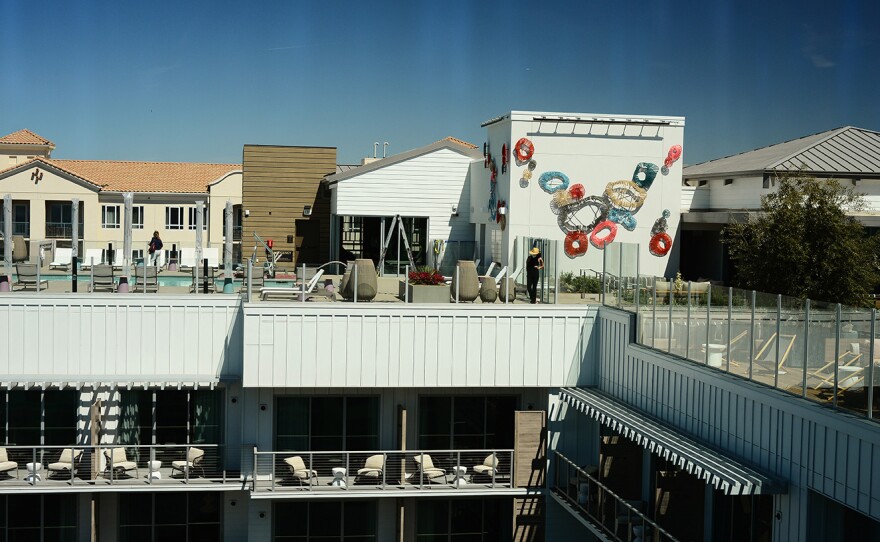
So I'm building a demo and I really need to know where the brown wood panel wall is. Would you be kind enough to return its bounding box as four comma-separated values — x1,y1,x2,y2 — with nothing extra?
242,145,336,266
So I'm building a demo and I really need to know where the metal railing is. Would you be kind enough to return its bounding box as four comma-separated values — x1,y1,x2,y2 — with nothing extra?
45,222,75,238
0,444,230,487
251,449,514,492
552,451,679,542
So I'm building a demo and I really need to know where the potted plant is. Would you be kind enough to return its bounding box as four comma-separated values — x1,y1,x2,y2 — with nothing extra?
402,266,450,303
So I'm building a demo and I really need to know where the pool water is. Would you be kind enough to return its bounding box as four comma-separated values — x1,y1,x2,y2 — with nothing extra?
12,274,294,288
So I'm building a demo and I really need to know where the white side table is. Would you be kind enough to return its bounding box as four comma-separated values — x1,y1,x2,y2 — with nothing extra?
148,460,162,480
26,462,42,483
707,343,725,368
332,467,346,487
451,465,467,485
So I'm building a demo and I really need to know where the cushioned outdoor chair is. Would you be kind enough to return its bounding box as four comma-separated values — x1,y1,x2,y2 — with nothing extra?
472,453,499,478
49,247,73,270
413,454,446,482
0,448,18,479
171,447,205,478
90,264,116,292
283,455,318,486
48,448,83,479
13,263,48,291
356,454,384,483
104,447,138,479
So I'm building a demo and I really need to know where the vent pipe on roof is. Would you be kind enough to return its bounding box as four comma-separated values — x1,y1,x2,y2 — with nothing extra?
383,142,389,158
373,142,379,159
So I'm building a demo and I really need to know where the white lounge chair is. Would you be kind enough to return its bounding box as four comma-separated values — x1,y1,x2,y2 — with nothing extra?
81,249,104,270
283,455,318,486
179,248,197,269
413,454,446,482
260,269,325,300
47,448,83,479
104,447,138,479
49,247,73,270
0,448,18,479
111,249,125,270
355,454,384,484
171,447,205,478
203,247,220,269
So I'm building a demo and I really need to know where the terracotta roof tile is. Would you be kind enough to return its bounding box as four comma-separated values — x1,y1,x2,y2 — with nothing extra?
0,129,55,147
47,159,241,193
440,136,478,149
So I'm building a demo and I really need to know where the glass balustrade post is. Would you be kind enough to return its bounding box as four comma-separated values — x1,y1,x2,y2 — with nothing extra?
749,291,756,381
652,279,657,349
774,295,782,389
803,299,810,398
833,303,841,409
706,283,712,366
668,279,673,354
617,248,623,309
727,287,733,372
869,309,876,420
685,281,692,360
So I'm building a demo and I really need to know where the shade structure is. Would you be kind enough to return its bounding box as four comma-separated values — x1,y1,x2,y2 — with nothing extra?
559,387,785,495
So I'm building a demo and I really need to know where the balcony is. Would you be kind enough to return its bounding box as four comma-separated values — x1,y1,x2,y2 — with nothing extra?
45,222,74,239
251,449,519,497
0,221,30,237
0,444,235,491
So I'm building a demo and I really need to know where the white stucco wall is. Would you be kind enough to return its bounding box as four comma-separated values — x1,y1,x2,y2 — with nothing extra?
332,148,474,242
473,111,684,278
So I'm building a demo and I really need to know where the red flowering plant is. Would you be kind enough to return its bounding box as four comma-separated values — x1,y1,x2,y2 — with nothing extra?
408,266,445,285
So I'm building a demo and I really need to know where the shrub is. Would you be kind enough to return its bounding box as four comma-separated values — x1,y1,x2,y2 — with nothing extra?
409,266,445,285
560,272,601,294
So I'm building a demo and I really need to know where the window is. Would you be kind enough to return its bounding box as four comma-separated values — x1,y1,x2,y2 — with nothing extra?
418,396,517,450
132,205,144,229
119,390,223,446
188,207,208,230
274,501,377,541
0,494,77,539
1,390,77,445
416,499,512,541
275,396,379,451
223,205,242,240
119,492,222,541
166,206,184,229
102,204,121,228
724,178,734,186
697,180,708,187
45,201,83,238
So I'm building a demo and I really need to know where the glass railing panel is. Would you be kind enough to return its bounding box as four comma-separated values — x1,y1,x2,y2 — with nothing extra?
835,305,872,416
685,282,710,366
776,295,806,396
750,292,780,388
602,243,622,308
727,287,754,380
636,276,658,347
668,282,689,360
804,300,838,405
706,285,730,372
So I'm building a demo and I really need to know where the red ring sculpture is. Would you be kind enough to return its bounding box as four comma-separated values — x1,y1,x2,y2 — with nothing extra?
589,220,618,249
564,231,589,258
649,232,672,256
514,138,534,161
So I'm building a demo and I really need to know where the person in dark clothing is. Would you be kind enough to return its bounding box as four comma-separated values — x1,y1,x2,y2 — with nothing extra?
148,231,163,267
526,246,544,304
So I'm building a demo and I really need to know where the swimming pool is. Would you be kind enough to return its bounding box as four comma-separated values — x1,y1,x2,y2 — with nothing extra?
11,274,295,288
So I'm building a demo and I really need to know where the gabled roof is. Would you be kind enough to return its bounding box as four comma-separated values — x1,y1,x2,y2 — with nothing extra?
0,157,240,194
0,129,55,148
325,136,482,185
683,126,880,178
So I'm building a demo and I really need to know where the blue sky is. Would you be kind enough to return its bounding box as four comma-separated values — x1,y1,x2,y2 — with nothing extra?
2,0,878,166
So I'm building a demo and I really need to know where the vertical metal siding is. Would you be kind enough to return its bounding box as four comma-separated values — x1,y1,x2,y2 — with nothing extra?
243,306,598,388
595,307,880,533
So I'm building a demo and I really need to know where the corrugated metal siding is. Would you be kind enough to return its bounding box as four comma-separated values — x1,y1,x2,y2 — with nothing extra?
595,307,880,539
242,305,597,388
0,295,242,381
334,148,474,241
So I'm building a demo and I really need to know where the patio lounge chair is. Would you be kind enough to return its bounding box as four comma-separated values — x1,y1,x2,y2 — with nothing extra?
104,447,138,479
81,249,104,269
0,448,18,479
356,454,384,483
90,264,116,292
47,448,83,479
203,247,220,269
134,266,159,293
413,454,446,482
260,270,325,301
472,453,499,478
283,455,318,486
171,447,205,478
49,247,73,270
110,249,125,270
14,263,48,291
179,248,197,270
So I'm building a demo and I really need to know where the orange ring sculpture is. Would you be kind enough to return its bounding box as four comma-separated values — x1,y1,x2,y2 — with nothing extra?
514,138,534,161
589,220,618,249
564,231,589,258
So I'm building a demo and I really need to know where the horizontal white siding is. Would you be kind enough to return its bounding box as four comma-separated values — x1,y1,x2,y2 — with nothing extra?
681,186,708,211
242,305,597,388
334,148,474,241
595,307,880,539
0,295,242,382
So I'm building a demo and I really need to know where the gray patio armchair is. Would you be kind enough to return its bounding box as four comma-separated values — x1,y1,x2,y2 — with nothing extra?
13,263,48,291
283,455,318,486
90,264,116,292
48,448,83,479
0,448,18,479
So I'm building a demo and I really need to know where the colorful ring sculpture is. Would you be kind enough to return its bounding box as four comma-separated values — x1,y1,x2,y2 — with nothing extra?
564,231,589,258
649,232,672,256
631,162,659,190
569,183,585,200
664,145,682,168
539,171,570,194
556,196,608,234
589,220,618,249
514,138,535,161
604,180,646,211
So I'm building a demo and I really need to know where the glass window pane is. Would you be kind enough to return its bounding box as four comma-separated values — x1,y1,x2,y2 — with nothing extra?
43,527,78,542
485,396,517,449
346,397,378,450
419,397,451,449
7,391,40,445
309,502,342,537
155,493,187,525
188,493,222,524
451,500,482,534
274,502,308,537
276,397,309,451
43,494,77,527
187,524,220,541
154,525,187,539
191,391,222,444
311,398,343,451
8,495,40,528
119,493,153,527
117,526,151,542
119,390,153,447
453,397,484,445
416,500,449,537
156,391,188,444
344,501,377,536
8,529,40,542
44,390,77,446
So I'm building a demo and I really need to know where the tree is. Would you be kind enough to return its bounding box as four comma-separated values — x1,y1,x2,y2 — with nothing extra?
722,173,880,306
